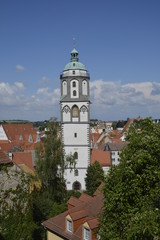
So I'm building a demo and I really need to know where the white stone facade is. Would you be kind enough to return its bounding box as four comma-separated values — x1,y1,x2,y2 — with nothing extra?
60,48,90,190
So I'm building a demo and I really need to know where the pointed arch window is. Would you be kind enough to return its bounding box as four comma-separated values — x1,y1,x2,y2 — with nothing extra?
72,105,78,117
73,181,81,191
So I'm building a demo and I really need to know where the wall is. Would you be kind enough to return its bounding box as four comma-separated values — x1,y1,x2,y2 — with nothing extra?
0,125,8,140
47,231,64,240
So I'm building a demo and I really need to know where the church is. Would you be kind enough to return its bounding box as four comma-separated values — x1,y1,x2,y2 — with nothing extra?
60,47,90,190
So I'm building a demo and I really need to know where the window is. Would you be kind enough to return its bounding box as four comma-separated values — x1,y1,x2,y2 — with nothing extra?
74,133,77,138
28,134,33,142
72,105,78,117
66,219,72,233
73,90,76,96
74,152,78,159
73,70,75,74
73,181,81,190
73,63,75,66
19,135,23,141
72,81,76,87
74,169,78,176
84,228,90,240
63,81,67,95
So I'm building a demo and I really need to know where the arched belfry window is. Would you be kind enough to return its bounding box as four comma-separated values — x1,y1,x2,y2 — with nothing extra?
73,90,76,96
63,81,67,95
72,105,79,117
73,81,76,87
82,80,87,95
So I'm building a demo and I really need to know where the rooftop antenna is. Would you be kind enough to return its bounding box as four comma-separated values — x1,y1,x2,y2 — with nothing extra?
73,37,75,48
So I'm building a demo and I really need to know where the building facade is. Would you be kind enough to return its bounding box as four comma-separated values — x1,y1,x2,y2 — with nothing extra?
60,48,90,190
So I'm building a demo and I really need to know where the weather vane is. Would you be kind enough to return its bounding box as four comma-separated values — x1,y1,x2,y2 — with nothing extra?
73,37,75,48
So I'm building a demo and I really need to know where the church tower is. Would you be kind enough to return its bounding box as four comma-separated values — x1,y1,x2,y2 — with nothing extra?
60,47,90,190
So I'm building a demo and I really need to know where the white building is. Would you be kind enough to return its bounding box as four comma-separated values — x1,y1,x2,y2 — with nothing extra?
60,48,90,191
104,142,128,165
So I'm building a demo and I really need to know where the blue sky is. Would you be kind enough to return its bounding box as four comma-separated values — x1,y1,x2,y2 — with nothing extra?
0,0,160,121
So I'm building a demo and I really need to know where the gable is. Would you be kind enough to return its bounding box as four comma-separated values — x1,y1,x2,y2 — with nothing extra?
0,125,8,141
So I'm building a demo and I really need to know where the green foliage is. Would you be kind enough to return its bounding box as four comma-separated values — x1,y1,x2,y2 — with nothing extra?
35,120,76,202
112,121,117,130
33,120,76,238
100,118,160,239
85,160,104,196
0,173,36,240
112,120,127,130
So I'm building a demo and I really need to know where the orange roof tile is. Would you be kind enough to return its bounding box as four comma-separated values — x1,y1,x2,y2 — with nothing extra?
70,210,87,221
2,123,37,142
79,193,93,203
43,189,103,240
12,152,35,172
91,149,111,167
122,118,134,134
67,196,83,208
87,218,99,229
90,133,101,143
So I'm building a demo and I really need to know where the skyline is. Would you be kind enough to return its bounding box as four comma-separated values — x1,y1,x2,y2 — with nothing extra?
0,0,160,121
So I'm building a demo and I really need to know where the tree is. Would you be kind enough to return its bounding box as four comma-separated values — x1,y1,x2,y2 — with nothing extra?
35,120,75,203
85,160,104,196
0,171,36,240
33,119,76,238
100,118,160,239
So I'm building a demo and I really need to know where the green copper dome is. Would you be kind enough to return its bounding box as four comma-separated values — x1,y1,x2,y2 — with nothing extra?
63,48,86,71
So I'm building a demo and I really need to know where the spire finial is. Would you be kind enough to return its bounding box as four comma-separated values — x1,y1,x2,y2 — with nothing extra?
73,37,75,49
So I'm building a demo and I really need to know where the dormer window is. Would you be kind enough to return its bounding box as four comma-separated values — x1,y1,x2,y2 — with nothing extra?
28,134,33,143
84,227,90,240
19,135,23,141
66,219,72,233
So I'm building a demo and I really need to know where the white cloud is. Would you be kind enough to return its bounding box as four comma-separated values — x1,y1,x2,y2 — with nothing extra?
14,82,24,90
0,79,160,121
38,76,50,86
90,80,160,119
37,87,49,95
16,64,24,72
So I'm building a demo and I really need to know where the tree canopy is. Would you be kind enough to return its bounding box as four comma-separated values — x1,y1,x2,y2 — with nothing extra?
0,171,36,240
100,118,160,239
35,120,75,202
85,160,104,196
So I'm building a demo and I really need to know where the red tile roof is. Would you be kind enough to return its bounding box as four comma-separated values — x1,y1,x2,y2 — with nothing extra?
91,149,111,167
68,196,83,208
87,218,99,229
122,118,134,134
2,124,37,142
43,189,103,240
0,149,12,164
90,133,101,143
12,152,35,172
